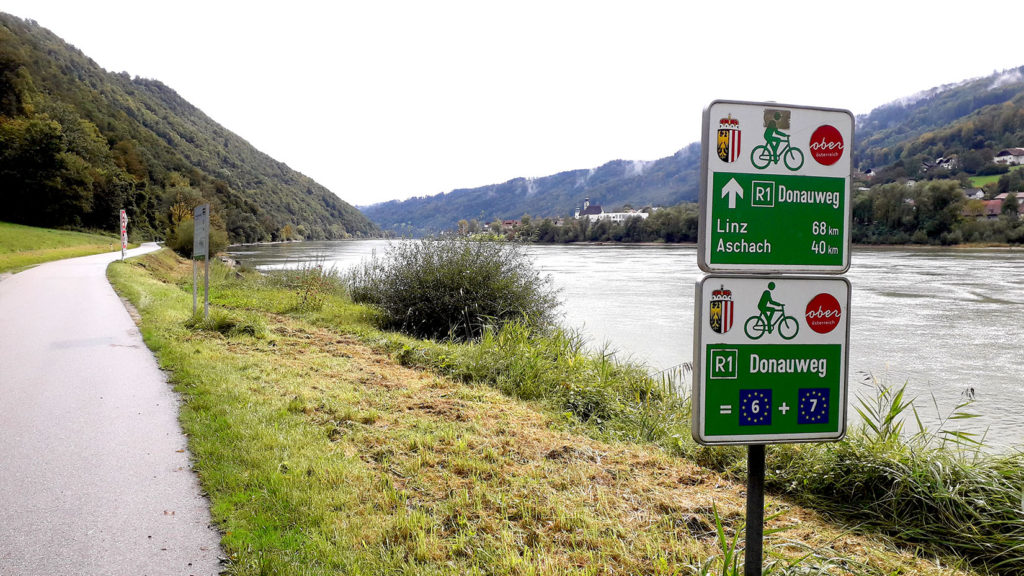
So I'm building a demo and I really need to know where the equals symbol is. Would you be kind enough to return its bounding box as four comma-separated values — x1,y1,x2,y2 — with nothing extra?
719,405,733,415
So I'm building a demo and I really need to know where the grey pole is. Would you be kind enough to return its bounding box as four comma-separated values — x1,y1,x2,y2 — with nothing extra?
203,256,210,319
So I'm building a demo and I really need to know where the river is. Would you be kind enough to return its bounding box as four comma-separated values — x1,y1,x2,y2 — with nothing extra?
228,240,1024,449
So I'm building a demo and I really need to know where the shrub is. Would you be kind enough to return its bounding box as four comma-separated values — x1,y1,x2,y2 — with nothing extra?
267,261,342,312
166,218,229,258
347,238,559,341
185,308,267,339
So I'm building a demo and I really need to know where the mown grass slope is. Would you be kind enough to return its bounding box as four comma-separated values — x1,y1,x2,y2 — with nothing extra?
107,249,980,575
0,221,129,273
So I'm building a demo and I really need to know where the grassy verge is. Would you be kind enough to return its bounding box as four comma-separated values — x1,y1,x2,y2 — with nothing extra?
0,220,134,273
969,165,1023,188
109,250,986,575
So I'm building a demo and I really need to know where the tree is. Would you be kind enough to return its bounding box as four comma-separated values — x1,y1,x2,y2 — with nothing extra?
918,180,963,238
0,116,66,225
963,199,987,219
166,206,229,258
536,218,557,242
1003,193,1019,217
960,149,994,174
997,169,1024,194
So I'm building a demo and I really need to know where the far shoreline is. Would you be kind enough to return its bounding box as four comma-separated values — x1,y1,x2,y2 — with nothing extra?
228,237,1024,252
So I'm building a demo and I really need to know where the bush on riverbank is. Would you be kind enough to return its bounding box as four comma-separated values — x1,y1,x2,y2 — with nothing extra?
346,238,559,341
165,216,229,259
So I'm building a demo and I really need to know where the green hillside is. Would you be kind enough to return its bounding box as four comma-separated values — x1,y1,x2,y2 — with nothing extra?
855,67,1024,180
361,144,701,236
363,68,1024,236
0,13,377,242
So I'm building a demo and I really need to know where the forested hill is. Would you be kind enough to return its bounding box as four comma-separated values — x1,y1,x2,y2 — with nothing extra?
0,13,377,242
361,144,701,236
854,67,1024,178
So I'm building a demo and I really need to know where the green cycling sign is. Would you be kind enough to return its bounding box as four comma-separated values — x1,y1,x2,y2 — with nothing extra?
692,275,851,445
699,101,854,274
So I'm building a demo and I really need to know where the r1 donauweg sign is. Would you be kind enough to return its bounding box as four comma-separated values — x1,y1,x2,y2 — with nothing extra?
692,275,850,445
698,100,854,274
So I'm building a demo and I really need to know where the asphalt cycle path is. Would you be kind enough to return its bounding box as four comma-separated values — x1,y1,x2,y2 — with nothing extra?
0,244,222,575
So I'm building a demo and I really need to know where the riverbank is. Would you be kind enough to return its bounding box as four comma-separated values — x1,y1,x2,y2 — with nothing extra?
107,248,1014,575
232,237,1024,250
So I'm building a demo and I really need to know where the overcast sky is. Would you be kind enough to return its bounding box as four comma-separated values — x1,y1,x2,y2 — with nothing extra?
4,1,1022,207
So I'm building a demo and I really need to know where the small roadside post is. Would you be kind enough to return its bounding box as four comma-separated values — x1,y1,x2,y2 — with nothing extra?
693,100,854,575
119,209,128,261
193,204,210,319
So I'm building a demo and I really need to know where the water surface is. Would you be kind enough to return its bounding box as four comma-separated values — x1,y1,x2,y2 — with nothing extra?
229,240,1024,449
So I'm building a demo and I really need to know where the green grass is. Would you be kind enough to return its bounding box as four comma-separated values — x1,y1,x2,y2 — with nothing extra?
371,312,1024,573
765,378,1024,573
0,221,133,273
969,165,1023,188
107,249,989,575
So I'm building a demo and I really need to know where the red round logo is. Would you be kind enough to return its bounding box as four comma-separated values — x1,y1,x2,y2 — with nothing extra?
805,293,841,334
809,125,844,166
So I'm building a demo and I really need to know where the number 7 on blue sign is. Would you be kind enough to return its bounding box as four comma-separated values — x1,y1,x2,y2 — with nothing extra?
798,388,830,424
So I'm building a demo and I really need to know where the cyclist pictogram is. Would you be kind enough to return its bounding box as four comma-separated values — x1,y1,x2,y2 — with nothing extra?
751,110,804,171
744,281,799,339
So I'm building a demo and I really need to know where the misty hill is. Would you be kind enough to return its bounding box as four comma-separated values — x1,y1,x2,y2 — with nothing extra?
0,13,377,242
364,67,1024,236
362,144,701,236
854,67,1024,180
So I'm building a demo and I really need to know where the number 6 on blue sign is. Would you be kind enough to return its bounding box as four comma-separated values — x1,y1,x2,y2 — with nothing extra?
739,389,772,426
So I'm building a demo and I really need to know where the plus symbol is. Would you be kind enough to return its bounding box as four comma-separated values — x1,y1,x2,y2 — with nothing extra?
778,402,790,415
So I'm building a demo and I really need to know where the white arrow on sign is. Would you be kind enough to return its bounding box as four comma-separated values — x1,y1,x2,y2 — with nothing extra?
722,178,744,209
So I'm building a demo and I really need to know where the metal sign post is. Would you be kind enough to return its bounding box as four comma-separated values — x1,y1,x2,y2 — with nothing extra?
745,444,765,576
193,204,210,319
694,100,854,575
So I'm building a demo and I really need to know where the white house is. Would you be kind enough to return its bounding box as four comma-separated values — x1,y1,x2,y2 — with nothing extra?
599,210,649,223
994,148,1024,165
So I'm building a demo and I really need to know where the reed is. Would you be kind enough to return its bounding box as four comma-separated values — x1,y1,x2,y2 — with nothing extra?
766,375,1024,572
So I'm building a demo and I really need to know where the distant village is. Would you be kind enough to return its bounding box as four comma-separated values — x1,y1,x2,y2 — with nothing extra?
963,147,1024,218
860,146,1024,220
458,196,654,236
450,146,1024,240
